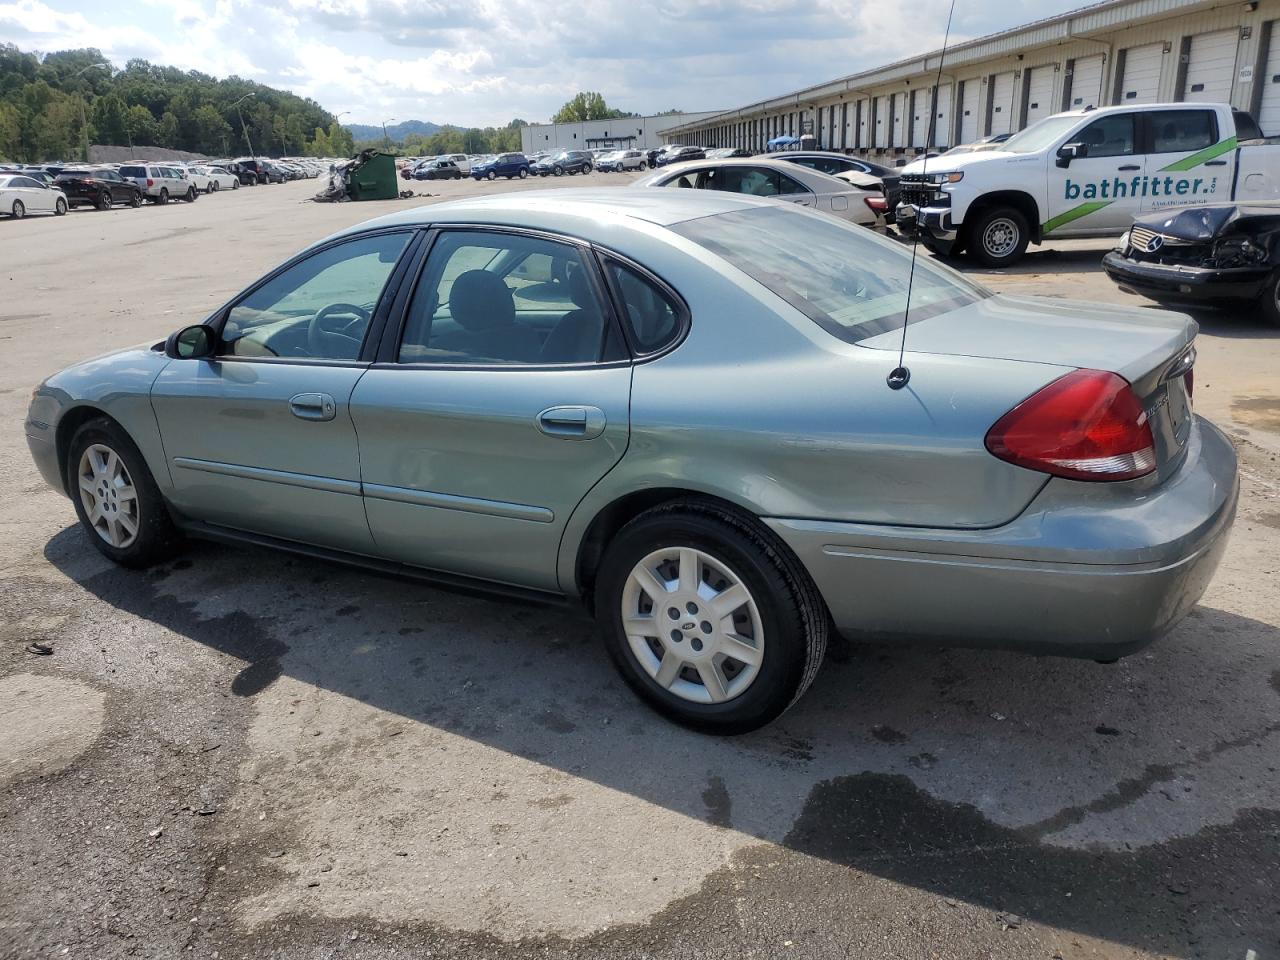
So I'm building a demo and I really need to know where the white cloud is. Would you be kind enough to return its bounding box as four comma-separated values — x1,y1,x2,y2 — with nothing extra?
7,0,1080,126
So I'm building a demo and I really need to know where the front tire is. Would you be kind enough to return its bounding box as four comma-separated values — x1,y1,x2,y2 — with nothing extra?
185,187,197,202
595,500,828,734
158,188,169,205
487,170,497,181
67,418,182,569
968,206,1030,268
553,165,563,177
54,197,67,216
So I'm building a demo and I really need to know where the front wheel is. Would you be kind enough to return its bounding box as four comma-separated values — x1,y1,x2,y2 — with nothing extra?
486,170,497,181
1256,270,1280,327
185,187,197,202
54,197,67,216
553,166,563,177
595,500,828,734
968,206,1030,268
158,188,169,205
67,418,182,568
232,179,239,190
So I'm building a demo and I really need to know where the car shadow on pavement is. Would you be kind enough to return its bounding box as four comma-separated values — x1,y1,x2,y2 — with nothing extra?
44,527,1280,956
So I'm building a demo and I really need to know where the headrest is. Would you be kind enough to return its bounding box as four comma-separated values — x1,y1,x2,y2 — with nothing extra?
449,270,515,331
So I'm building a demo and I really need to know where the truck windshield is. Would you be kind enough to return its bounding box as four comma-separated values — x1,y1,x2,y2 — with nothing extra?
671,206,990,343
998,115,1083,154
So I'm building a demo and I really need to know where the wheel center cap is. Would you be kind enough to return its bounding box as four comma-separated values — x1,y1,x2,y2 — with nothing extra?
681,621,696,630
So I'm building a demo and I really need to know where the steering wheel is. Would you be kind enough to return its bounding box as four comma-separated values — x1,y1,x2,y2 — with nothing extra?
307,302,371,357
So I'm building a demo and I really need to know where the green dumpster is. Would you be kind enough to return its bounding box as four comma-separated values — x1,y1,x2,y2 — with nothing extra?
346,150,399,201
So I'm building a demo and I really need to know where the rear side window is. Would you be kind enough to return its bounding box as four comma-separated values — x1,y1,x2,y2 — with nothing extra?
789,156,846,175
1234,110,1264,140
606,261,683,354
1148,110,1216,153
119,166,145,178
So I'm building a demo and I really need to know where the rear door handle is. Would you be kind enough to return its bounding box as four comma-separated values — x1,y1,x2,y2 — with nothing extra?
289,392,337,421
1118,164,1141,171
1204,160,1228,166
537,405,606,440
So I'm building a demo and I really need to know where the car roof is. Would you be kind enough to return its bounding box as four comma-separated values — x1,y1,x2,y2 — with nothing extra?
331,188,777,240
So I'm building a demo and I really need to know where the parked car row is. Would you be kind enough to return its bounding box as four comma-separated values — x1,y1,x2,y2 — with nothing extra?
0,155,334,219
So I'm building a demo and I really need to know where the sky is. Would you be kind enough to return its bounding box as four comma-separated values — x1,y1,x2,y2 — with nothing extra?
2,0,1080,127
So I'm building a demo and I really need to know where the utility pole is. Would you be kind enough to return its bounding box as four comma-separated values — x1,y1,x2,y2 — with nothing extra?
232,92,256,158
381,117,396,153
73,61,110,162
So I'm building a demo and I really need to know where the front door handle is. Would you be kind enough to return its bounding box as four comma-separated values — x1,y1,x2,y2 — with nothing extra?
1117,164,1141,171
289,392,337,421
537,405,606,440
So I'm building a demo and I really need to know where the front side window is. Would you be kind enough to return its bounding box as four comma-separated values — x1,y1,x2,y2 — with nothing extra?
222,232,411,361
1148,110,1216,153
672,206,988,344
398,231,611,365
703,166,808,198
1075,115,1135,158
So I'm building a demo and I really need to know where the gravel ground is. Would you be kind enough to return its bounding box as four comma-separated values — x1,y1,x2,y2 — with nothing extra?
1,175,1278,960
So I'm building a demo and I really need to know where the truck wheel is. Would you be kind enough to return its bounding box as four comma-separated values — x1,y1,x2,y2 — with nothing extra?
1257,270,1280,327
969,206,1030,268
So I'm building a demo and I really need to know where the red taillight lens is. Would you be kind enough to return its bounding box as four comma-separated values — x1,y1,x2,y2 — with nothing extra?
985,369,1156,482
1184,369,1194,401
147,178,154,186
864,196,888,211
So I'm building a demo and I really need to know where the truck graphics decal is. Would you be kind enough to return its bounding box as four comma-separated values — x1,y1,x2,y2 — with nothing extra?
1041,136,1237,235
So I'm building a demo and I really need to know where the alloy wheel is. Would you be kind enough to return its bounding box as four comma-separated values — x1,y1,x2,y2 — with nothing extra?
11,200,24,218
76,443,140,549
620,546,764,704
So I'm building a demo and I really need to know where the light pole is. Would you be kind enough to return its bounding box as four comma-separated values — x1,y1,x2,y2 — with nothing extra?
232,92,256,159
381,117,396,153
73,61,110,162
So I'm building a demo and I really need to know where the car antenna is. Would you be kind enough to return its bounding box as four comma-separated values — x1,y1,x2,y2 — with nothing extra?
888,0,959,390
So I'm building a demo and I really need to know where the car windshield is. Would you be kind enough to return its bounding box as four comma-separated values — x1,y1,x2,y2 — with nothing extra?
998,115,1083,154
671,206,990,342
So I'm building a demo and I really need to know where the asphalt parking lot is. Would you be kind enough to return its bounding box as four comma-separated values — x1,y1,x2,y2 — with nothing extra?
2,174,1278,960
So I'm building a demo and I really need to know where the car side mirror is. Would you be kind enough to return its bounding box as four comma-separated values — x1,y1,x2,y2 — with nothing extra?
1056,142,1088,168
165,324,216,360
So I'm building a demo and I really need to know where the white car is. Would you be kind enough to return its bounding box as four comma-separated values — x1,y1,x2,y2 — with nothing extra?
635,157,883,227
117,164,200,204
197,166,240,191
597,150,649,172
181,166,212,193
0,173,68,217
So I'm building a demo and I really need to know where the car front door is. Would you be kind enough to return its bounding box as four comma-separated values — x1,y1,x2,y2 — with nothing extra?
1044,112,1143,236
14,176,54,212
149,229,418,552
350,227,633,591
1139,108,1229,214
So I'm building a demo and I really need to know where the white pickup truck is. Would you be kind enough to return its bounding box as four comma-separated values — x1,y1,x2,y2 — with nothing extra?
896,102,1280,267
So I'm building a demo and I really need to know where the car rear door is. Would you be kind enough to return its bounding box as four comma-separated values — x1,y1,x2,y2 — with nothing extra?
149,229,420,552
350,227,633,591
1140,107,1232,213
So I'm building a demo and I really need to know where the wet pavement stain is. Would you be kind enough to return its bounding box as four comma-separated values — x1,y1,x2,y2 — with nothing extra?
1232,395,1280,433
702,775,731,828
782,773,1280,958
1256,512,1280,530
871,725,908,744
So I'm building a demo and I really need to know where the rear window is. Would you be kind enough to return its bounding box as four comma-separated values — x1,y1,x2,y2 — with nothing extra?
119,166,145,177
670,206,989,343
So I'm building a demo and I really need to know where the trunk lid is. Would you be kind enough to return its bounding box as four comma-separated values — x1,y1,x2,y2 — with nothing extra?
859,293,1198,473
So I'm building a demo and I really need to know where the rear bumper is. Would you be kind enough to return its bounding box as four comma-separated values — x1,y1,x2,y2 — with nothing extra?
766,416,1238,658
1101,251,1271,302
895,203,958,254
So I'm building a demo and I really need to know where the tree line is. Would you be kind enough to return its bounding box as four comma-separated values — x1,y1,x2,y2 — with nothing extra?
358,119,528,157
0,44,354,163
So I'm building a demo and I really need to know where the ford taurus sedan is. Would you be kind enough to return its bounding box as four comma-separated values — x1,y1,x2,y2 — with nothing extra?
25,190,1237,733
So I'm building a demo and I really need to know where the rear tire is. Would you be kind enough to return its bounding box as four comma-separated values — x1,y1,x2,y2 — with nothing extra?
594,500,828,734
66,418,182,569
968,206,1030,268
129,191,141,207
11,199,24,219
158,188,169,205
97,191,112,211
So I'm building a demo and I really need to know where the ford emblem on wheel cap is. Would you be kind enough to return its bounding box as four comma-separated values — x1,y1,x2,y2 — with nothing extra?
1145,235,1164,253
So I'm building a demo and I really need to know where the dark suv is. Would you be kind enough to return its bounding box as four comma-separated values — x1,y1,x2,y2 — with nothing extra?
535,150,593,176
54,168,143,210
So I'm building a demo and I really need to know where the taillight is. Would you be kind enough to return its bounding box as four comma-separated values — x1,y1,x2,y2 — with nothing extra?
864,196,888,212
147,178,154,186
985,369,1156,482
1184,369,1194,401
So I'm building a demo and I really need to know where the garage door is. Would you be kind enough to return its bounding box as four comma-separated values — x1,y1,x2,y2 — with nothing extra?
1183,28,1238,103
989,72,1016,135
1068,55,1105,108
857,98,871,148
893,92,907,147
875,95,890,147
1259,24,1280,134
1024,66,1055,126
960,80,981,142
934,83,953,147
912,89,931,146
1119,43,1164,103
